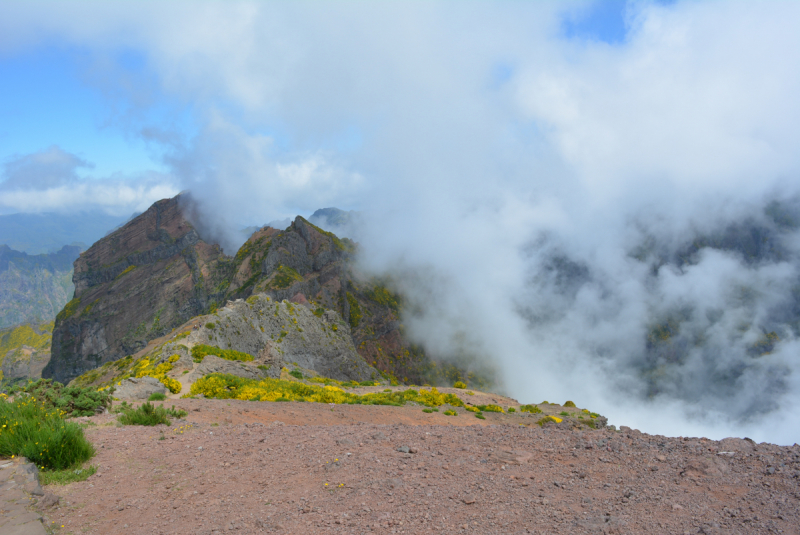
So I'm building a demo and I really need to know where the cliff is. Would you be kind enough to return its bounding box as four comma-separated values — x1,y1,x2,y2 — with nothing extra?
44,195,228,383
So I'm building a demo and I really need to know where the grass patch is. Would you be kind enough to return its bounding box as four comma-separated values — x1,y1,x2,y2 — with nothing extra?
289,369,304,380
475,404,504,413
40,464,97,485
0,395,95,470
148,392,167,401
116,402,187,426
520,404,542,414
474,412,485,420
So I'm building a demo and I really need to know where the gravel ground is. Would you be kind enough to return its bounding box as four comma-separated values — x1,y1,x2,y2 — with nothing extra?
42,399,800,535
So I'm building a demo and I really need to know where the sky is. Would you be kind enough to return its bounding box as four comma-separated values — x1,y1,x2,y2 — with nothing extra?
2,0,800,444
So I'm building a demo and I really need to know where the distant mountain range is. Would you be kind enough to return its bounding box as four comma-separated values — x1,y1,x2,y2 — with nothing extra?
0,211,130,254
0,244,82,329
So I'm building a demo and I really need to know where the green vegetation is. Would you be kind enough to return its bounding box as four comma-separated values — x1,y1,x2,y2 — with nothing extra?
56,297,81,322
560,411,570,416
365,283,401,314
537,415,562,426
475,404,504,413
563,400,577,408
507,407,516,413
8,379,112,417
289,369,304,380
40,465,97,485
190,344,254,363
270,265,303,289
520,404,542,414
116,402,187,426
116,265,136,279
443,409,457,416
148,392,167,401
453,381,467,389
0,394,95,470
206,322,216,330
346,292,362,328
474,412,485,420
190,374,466,409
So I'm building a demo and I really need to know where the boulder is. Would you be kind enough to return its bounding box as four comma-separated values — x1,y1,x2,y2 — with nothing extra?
113,376,167,400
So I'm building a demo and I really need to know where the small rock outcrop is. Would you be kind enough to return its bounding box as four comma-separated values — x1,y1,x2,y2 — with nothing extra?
113,376,167,400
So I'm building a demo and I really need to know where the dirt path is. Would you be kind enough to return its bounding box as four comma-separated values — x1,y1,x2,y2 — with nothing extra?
41,399,800,535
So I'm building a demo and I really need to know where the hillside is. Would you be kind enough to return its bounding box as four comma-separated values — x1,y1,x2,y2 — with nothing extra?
0,321,53,386
0,244,80,328
47,194,462,388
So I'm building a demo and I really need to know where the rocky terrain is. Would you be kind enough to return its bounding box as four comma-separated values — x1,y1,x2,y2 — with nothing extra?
70,292,380,395
0,244,79,329
46,193,467,390
27,397,800,535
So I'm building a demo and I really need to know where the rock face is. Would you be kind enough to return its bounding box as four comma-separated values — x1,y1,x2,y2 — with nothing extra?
72,293,379,393
113,376,167,400
44,195,229,383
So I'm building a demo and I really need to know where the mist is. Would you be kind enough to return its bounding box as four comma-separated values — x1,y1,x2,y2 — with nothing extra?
3,1,800,443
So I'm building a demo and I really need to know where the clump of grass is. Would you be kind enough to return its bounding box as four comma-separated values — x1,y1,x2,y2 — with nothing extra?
289,369,304,380
453,381,467,389
474,412,485,420
465,406,480,413
507,407,516,413
0,395,95,470
8,378,112,417
40,465,97,485
443,409,457,416
559,411,570,416
148,392,167,401
520,404,542,414
564,400,577,408
116,402,186,426
422,408,434,414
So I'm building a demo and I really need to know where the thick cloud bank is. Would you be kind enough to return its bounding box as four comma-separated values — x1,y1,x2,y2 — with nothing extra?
2,1,800,443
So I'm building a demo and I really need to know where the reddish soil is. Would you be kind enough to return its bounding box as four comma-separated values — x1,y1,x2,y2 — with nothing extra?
43,399,800,535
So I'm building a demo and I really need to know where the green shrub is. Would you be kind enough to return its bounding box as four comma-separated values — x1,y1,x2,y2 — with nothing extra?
476,404,504,413
289,369,304,380
474,412,485,420
8,378,112,417
422,408,434,413
453,381,467,389
564,400,577,408
116,402,185,426
190,344,254,363
148,392,167,401
0,396,95,470
507,407,516,413
205,322,216,330
520,404,542,414
443,409,457,416
560,411,569,416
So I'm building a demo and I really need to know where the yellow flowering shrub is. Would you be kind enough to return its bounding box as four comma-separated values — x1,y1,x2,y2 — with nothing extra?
465,406,480,413
453,381,467,389
189,374,467,409
564,400,577,408
520,404,543,414
536,415,562,426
